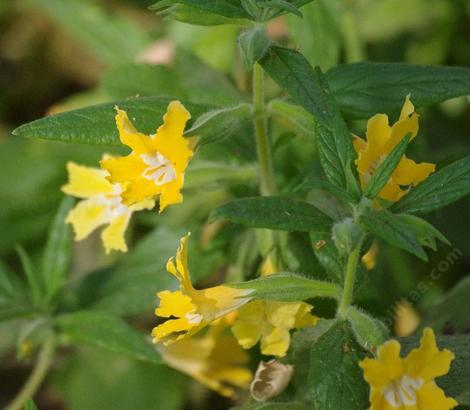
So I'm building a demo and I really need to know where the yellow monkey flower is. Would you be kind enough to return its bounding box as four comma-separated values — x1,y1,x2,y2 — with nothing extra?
353,96,435,202
232,258,318,357
157,316,252,398
62,162,154,253
152,234,253,345
101,101,193,212
359,327,458,410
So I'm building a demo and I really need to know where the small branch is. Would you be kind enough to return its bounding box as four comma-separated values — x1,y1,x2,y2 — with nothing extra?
337,245,362,319
5,336,55,410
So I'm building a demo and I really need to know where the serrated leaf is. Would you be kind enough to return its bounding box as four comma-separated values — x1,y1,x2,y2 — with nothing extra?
363,134,411,199
230,273,340,301
260,0,303,18
392,155,470,215
238,26,272,69
259,46,357,193
210,196,333,232
56,310,160,364
397,214,449,251
326,62,470,119
151,0,251,19
41,197,73,302
13,97,211,145
345,306,389,351
359,209,427,261
308,321,368,410
185,104,252,145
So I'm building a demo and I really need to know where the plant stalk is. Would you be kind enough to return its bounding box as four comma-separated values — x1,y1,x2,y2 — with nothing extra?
337,245,362,319
5,336,55,410
252,62,276,196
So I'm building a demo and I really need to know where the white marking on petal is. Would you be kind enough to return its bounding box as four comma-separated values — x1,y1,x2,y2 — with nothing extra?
185,312,203,325
140,152,177,186
383,374,423,407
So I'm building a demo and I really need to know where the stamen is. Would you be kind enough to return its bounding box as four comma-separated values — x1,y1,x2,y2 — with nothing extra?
141,152,177,186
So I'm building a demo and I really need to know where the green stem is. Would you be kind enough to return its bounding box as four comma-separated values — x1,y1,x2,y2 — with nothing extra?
341,9,364,63
253,62,276,196
337,245,361,319
6,336,55,410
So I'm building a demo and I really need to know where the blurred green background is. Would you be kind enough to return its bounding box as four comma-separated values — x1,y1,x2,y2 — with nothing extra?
1,0,469,409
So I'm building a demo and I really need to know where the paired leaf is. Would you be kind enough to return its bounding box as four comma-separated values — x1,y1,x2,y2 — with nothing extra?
41,197,73,301
13,97,211,145
230,273,340,301
210,196,333,232
308,321,368,410
185,104,252,145
56,310,160,364
238,26,272,69
326,62,470,119
363,134,411,199
260,46,357,193
359,209,427,261
345,306,389,351
392,155,470,214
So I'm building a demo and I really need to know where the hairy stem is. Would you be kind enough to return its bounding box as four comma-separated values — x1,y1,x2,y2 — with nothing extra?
337,245,362,319
253,62,276,196
6,336,55,410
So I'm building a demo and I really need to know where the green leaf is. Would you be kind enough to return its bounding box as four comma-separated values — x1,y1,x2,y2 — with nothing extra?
56,310,160,364
15,247,42,305
345,306,388,351
308,321,368,410
359,209,427,260
230,273,340,301
41,197,73,302
260,0,303,18
101,50,241,105
363,134,411,199
326,62,470,119
30,0,151,66
238,26,272,69
210,196,333,232
24,400,38,410
268,100,315,138
259,46,357,193
71,227,182,316
401,333,470,405
310,231,343,283
392,155,470,214
286,0,342,71
240,0,262,19
13,97,211,145
185,104,252,145
422,275,470,332
397,214,449,251
151,0,251,20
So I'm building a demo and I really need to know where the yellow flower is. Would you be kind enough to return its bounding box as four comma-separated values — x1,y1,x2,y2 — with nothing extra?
62,162,154,253
231,299,318,357
353,96,436,202
394,301,421,337
152,234,252,344
359,328,458,410
101,101,193,212
157,317,252,398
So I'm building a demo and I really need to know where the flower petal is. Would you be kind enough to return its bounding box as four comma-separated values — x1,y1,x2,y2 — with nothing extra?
115,108,154,154
121,177,160,205
360,340,404,388
101,213,130,254
62,162,114,198
260,325,291,357
392,156,436,186
404,327,455,381
65,198,109,241
155,290,197,319
231,301,265,349
159,176,184,213
416,381,458,410
100,154,147,184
